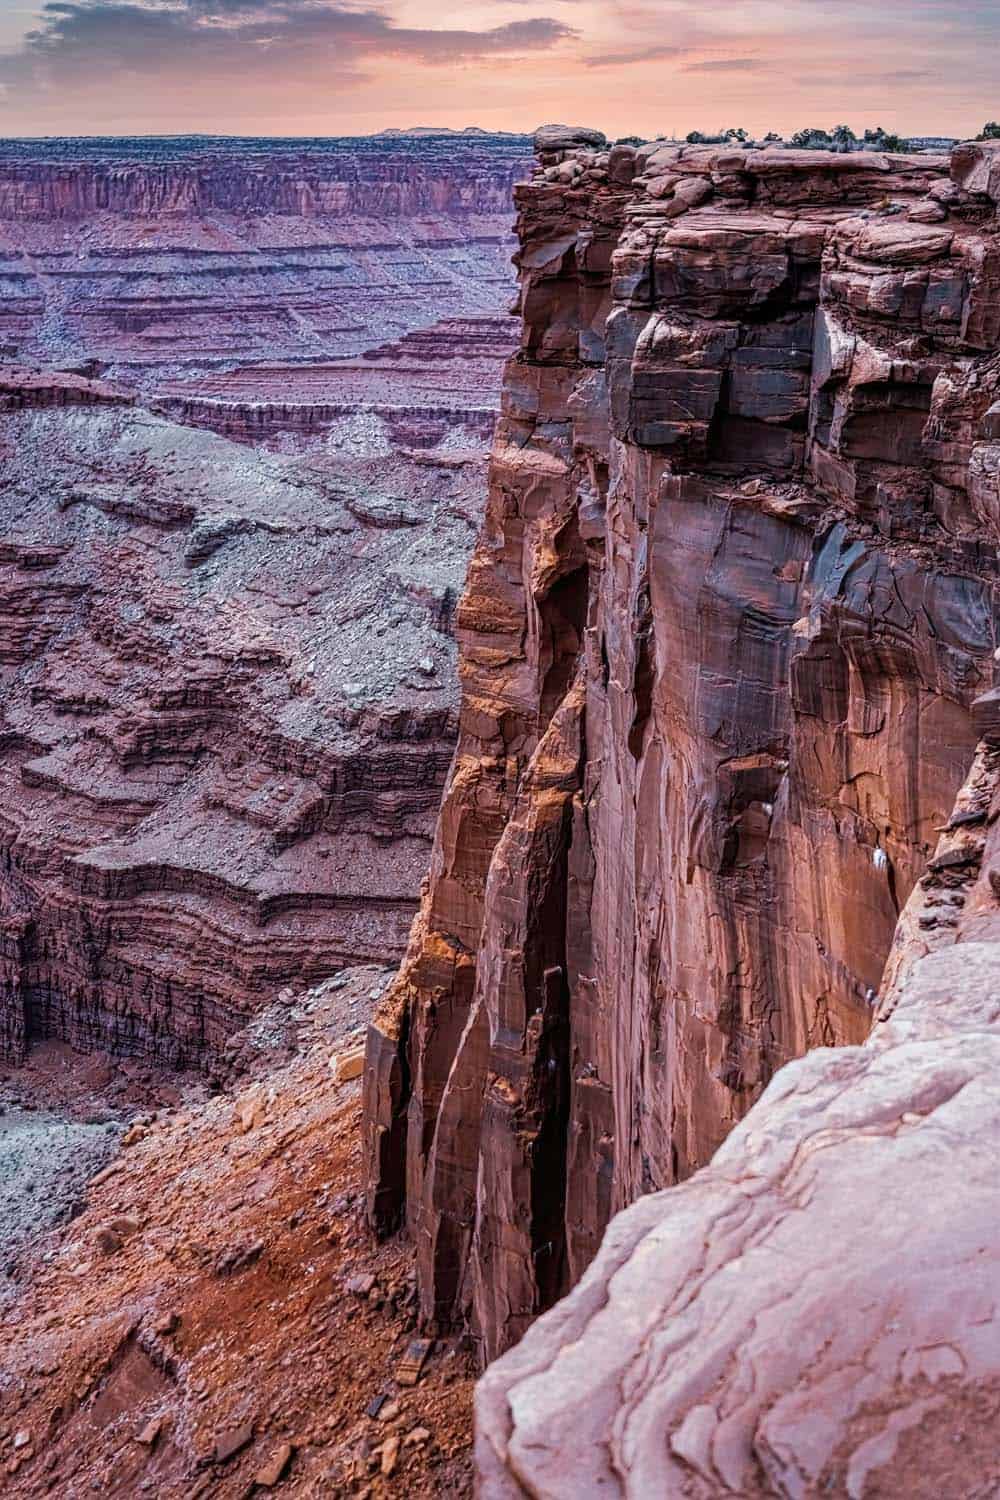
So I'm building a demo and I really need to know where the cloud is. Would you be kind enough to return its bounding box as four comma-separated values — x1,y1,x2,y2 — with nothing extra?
584,42,683,67
1,0,578,98
1,0,997,136
681,57,765,73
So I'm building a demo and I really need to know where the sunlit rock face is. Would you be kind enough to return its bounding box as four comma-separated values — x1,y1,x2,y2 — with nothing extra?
363,129,1000,1426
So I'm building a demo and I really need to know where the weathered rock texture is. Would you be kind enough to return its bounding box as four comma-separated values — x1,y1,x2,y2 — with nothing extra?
363,130,1000,1396
0,134,530,445
476,741,1000,1496
0,386,481,1071
0,971,479,1497
0,134,531,1076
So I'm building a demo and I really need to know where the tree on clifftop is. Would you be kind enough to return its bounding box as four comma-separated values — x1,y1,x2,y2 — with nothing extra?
685,128,742,146
979,122,1000,139
790,127,832,148
864,126,907,152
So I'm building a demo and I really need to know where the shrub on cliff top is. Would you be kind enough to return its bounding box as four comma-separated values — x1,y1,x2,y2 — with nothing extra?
978,122,1000,140
864,126,907,152
685,127,746,146
790,127,832,148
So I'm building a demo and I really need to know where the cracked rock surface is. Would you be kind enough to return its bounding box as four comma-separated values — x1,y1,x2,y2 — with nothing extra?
362,131,1000,1476
476,742,1000,1496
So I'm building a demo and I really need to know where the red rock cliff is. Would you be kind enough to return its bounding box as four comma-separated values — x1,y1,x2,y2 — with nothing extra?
0,136,528,220
363,129,1000,1381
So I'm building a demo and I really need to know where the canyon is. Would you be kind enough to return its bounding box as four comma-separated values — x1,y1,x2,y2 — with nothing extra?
362,128,1000,1491
0,133,529,1073
3,122,1000,1498
0,134,527,445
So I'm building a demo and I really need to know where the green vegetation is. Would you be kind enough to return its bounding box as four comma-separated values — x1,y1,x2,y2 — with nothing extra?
685,126,748,145
864,125,906,151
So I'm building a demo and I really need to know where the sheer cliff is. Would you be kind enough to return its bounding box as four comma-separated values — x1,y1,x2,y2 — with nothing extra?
363,123,1000,1441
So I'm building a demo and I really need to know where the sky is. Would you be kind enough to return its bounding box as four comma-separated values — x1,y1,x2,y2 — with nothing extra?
0,0,995,139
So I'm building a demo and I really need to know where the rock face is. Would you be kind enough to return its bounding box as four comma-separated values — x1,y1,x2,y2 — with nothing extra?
0,382,480,1071
0,134,530,1076
0,134,526,220
476,740,1000,1498
0,134,530,442
363,130,1000,1390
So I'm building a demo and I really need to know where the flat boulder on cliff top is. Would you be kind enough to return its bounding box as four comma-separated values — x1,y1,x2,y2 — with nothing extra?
533,125,607,153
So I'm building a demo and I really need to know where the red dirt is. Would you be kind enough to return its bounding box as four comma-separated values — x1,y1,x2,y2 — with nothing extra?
0,1017,475,1497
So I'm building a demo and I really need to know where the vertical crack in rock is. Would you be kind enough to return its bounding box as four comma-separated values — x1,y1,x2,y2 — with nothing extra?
364,128,1000,1410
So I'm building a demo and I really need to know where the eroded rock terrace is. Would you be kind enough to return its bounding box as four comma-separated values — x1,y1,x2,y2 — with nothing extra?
0,134,532,1075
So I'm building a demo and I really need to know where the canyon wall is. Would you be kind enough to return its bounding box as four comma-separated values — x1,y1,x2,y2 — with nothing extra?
0,382,478,1071
0,135,530,439
363,128,1000,1381
477,733,1000,1496
0,135,529,1074
0,135,527,220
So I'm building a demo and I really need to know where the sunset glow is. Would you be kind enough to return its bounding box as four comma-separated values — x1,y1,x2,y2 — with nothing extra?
0,0,994,139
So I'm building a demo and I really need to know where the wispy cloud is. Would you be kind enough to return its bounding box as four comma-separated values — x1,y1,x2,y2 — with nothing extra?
2,0,578,95
681,57,765,73
585,42,683,67
0,0,996,138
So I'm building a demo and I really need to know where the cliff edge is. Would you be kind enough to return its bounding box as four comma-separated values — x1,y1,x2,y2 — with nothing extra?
363,131,1000,1490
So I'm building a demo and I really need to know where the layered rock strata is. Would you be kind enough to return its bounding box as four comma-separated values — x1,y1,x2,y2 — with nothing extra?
0,134,530,1077
364,131,1000,1379
0,387,479,1070
0,135,529,444
476,736,1000,1496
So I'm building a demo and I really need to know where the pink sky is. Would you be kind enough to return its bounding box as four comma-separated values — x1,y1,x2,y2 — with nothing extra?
0,0,994,139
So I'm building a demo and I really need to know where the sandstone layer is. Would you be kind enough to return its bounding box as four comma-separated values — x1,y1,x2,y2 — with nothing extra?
0,382,479,1071
363,128,1000,1402
0,134,530,446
